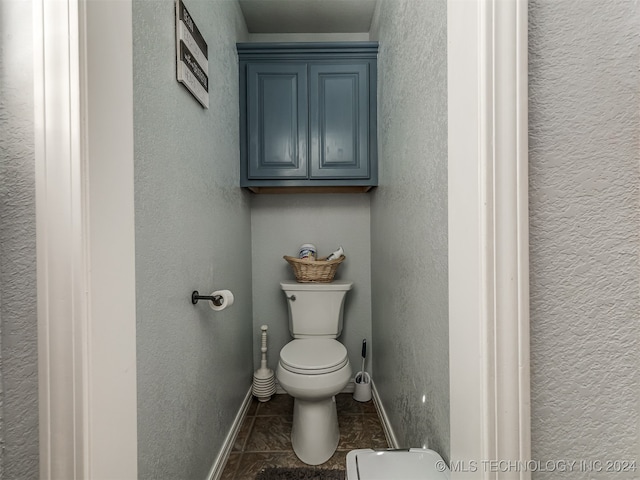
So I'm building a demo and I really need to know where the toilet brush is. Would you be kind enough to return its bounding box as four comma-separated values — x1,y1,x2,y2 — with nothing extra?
353,339,371,402
252,325,276,402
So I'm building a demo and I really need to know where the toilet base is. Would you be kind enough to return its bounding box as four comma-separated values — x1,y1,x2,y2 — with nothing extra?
291,396,339,465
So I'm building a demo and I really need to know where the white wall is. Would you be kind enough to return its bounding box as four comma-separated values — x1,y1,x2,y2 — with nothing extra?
369,0,450,459
132,1,253,478
250,194,372,379
528,0,640,475
0,1,39,477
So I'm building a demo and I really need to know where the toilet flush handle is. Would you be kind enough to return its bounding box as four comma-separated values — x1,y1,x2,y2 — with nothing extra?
286,295,296,301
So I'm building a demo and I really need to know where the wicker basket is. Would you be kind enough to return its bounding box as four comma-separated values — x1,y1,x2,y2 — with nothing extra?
283,255,345,283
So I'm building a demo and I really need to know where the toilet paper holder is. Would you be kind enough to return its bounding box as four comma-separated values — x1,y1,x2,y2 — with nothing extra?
191,290,223,306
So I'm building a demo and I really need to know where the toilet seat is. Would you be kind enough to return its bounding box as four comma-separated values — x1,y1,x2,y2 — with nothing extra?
280,339,348,375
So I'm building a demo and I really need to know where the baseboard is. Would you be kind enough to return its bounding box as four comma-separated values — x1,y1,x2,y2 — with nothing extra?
341,379,356,394
371,380,399,448
206,386,253,480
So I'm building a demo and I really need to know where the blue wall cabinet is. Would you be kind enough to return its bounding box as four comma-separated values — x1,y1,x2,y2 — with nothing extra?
238,43,378,193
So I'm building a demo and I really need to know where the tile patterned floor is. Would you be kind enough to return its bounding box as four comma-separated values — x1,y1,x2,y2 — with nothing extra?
221,393,389,480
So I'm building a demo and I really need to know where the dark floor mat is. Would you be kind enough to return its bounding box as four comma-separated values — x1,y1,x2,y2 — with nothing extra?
255,467,346,480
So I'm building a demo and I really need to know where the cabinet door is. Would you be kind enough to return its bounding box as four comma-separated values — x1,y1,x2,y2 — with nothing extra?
309,63,370,179
247,63,308,179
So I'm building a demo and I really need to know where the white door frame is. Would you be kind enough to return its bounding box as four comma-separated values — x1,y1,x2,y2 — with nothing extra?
448,0,531,478
34,0,138,478
34,0,529,477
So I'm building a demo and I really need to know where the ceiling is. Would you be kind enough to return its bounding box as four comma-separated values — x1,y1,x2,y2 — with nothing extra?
238,0,378,34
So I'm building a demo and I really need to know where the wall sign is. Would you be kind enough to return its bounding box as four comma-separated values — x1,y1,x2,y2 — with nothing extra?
175,0,209,108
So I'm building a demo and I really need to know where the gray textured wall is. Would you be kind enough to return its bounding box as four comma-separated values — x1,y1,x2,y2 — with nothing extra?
528,0,639,476
250,194,372,378
369,0,449,460
133,1,253,478
0,1,39,478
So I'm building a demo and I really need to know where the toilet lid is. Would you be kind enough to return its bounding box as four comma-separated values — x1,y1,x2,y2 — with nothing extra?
346,449,450,480
280,339,349,375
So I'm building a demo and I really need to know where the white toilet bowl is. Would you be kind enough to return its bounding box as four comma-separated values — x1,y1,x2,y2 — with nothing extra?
276,338,352,465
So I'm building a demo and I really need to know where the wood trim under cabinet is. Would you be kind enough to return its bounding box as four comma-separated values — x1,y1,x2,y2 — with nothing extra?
247,185,374,194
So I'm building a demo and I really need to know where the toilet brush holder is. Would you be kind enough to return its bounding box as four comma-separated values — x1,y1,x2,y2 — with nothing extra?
353,339,371,402
353,372,371,402
252,325,276,402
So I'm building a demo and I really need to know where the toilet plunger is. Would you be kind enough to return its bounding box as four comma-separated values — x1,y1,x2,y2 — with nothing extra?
252,325,276,402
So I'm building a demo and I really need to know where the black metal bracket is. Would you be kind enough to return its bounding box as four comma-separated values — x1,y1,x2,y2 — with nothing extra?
191,290,223,307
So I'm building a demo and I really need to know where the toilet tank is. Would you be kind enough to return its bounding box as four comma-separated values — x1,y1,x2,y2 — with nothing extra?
281,281,353,338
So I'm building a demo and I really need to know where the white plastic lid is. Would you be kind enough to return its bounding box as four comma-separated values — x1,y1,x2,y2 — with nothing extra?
280,339,348,374
345,449,450,480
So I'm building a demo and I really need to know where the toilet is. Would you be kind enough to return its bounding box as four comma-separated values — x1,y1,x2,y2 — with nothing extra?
346,448,450,479
276,280,353,465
